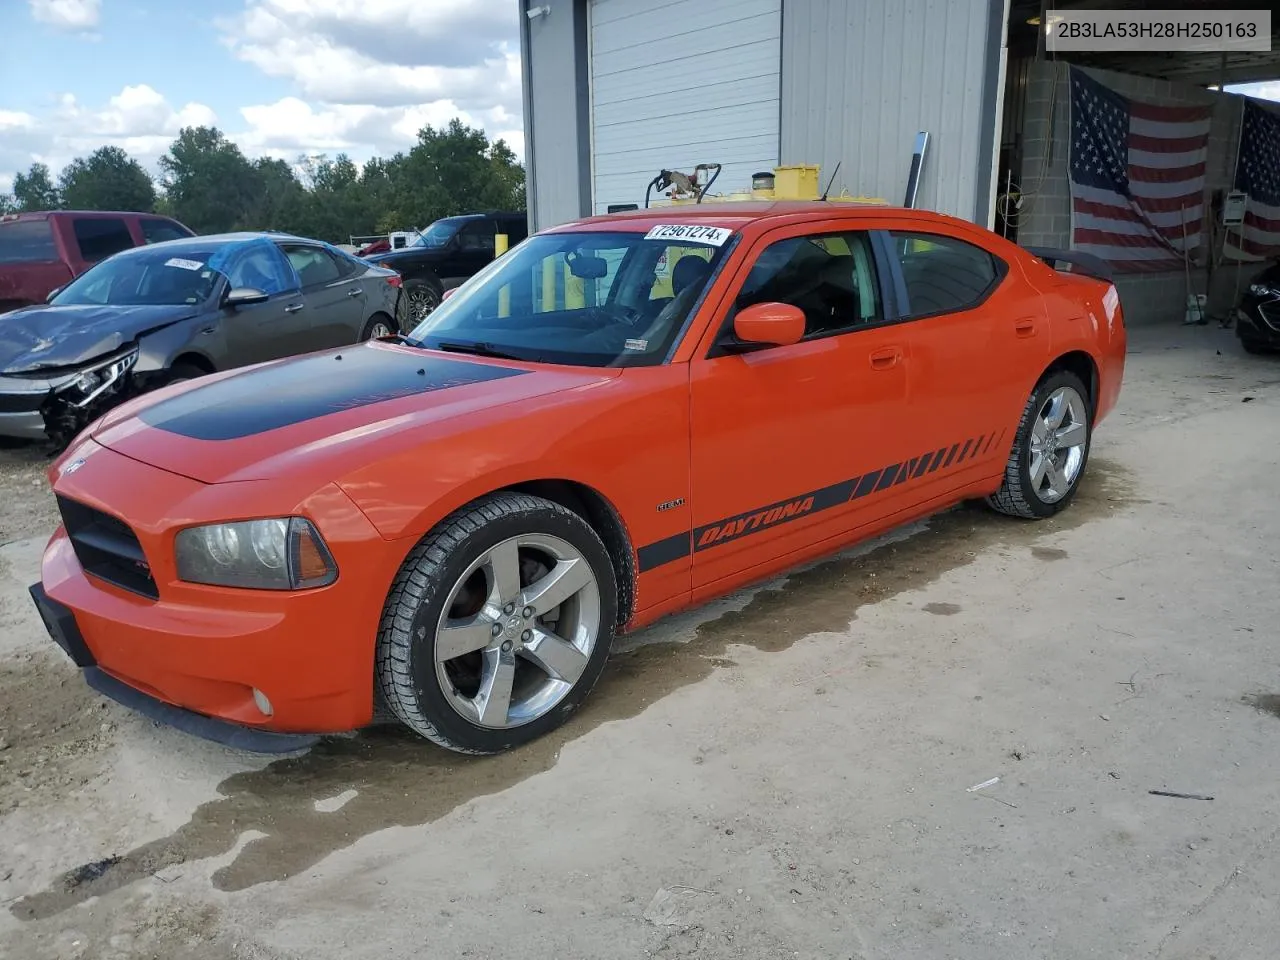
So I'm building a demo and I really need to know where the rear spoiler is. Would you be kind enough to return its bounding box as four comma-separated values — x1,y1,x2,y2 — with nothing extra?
1023,246,1114,284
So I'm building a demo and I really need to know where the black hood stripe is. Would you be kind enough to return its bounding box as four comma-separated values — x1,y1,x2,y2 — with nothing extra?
138,347,527,441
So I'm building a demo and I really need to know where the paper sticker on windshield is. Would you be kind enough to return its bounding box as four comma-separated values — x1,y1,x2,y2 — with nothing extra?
624,338,648,351
643,224,732,247
165,257,204,271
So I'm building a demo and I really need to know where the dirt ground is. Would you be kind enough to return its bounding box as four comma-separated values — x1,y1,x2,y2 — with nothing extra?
1,323,1278,960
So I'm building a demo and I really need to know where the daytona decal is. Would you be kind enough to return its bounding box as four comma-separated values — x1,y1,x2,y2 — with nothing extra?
643,224,732,247
636,429,1006,573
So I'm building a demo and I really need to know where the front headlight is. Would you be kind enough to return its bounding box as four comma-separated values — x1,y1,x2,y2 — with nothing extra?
175,517,338,590
1249,283,1280,298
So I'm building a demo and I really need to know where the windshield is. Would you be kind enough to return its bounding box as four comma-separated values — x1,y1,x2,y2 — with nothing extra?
413,219,462,248
52,246,224,306
407,229,732,366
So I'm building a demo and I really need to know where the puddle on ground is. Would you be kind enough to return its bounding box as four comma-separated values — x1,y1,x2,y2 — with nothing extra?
1031,546,1069,561
13,459,1139,920
922,602,962,616
1242,693,1280,720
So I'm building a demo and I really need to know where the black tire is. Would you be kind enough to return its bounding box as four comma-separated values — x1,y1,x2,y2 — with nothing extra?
165,361,209,385
360,313,397,340
403,278,442,325
1241,337,1271,356
987,370,1092,520
375,492,618,754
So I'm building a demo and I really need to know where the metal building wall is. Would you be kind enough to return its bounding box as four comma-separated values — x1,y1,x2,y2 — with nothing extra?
588,0,781,214
779,0,1008,224
519,0,591,233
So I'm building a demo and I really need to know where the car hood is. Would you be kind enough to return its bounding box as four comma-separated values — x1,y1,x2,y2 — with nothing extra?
364,247,440,266
0,303,195,373
91,341,619,484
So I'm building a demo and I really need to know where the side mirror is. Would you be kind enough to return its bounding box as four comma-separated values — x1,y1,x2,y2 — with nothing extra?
732,302,806,347
45,285,62,303
225,287,269,308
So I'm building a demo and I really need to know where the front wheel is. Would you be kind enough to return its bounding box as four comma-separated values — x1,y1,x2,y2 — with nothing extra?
376,493,617,754
360,313,396,340
986,371,1091,519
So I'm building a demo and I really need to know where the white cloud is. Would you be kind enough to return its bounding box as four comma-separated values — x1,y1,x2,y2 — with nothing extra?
0,85,218,192
2,1,526,197
218,0,522,137
233,98,524,161
28,0,101,31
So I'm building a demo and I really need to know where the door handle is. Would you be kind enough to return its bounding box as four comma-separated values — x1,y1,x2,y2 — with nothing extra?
1014,317,1037,337
869,346,902,370
346,287,362,297
284,302,304,314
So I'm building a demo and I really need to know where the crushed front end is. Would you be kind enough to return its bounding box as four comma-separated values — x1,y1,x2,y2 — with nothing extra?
0,345,139,447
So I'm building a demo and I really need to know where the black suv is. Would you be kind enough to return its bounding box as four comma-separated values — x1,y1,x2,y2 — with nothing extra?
363,211,527,324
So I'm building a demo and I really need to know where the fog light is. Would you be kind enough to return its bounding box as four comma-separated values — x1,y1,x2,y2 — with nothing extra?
252,688,273,717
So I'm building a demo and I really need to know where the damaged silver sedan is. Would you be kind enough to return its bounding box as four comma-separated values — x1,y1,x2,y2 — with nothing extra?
0,232,407,448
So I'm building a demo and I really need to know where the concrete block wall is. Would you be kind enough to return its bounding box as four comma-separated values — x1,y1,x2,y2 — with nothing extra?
1015,60,1246,326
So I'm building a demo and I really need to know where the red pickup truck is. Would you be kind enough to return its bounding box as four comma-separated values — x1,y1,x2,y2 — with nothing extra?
0,210,195,314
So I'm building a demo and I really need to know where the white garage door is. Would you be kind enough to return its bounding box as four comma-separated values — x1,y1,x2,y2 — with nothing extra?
588,0,782,214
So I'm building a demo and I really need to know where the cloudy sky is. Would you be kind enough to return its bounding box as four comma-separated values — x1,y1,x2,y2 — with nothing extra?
0,0,523,195
2,0,1279,200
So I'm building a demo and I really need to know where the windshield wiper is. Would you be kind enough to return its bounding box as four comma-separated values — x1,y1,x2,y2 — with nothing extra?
434,340,524,361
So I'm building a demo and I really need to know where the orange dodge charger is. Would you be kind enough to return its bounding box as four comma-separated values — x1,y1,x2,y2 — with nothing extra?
30,203,1126,755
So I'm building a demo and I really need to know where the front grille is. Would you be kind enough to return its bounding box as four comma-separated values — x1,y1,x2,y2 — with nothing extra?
1257,300,1280,332
57,496,159,600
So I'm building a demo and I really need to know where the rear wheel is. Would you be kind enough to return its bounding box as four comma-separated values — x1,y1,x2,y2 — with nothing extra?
987,371,1091,519
376,493,617,754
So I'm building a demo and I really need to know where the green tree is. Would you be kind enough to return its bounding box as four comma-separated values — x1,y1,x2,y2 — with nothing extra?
58,146,156,212
0,193,16,215
12,162,60,212
158,126,262,233
250,156,307,233
391,120,526,230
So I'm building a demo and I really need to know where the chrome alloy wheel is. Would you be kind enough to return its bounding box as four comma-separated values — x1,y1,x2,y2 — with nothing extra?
1028,385,1088,503
368,319,393,339
433,533,601,729
407,285,440,323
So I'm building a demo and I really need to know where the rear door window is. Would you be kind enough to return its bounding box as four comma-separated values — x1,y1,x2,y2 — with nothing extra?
72,218,136,264
888,231,1002,317
281,243,346,288
139,218,193,244
0,219,57,263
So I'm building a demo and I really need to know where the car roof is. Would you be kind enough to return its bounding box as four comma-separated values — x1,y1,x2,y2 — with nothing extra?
545,200,1002,240
105,231,330,258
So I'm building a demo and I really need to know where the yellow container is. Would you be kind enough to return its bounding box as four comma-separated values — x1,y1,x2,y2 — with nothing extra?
773,164,820,199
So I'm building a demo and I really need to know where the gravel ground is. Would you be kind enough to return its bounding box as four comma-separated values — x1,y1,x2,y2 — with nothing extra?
1,322,1278,960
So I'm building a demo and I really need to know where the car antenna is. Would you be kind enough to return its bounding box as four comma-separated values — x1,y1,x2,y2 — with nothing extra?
820,161,842,202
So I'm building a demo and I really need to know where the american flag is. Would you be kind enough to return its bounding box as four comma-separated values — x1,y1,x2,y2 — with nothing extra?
1068,66,1211,273
1225,98,1280,261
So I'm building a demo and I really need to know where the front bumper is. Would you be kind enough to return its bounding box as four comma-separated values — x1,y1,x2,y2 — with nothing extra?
36,440,404,747
29,582,319,753
1237,305,1280,346
0,374,52,439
